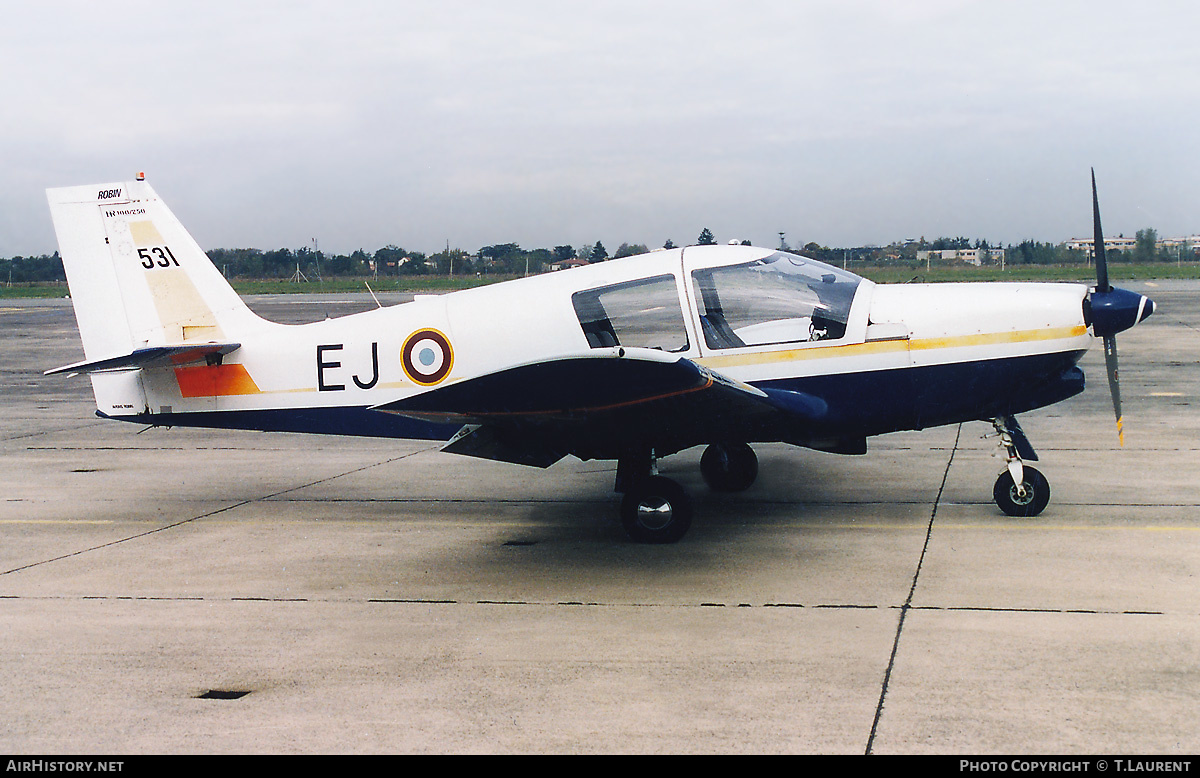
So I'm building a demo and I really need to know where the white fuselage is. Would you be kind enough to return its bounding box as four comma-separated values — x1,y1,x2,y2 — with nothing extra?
98,245,1090,442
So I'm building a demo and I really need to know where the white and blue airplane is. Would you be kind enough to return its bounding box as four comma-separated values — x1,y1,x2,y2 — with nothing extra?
46,173,1154,542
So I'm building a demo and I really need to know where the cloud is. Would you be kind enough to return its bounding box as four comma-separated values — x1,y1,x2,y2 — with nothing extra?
4,1,1199,256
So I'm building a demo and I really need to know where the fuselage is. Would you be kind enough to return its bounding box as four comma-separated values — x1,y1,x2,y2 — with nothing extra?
113,245,1093,449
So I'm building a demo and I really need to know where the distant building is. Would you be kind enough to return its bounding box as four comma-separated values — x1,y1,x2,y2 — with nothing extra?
1064,237,1136,256
1158,236,1200,257
1064,235,1200,258
549,257,589,272
916,248,1003,266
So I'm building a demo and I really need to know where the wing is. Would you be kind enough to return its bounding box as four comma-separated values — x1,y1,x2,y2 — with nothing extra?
371,348,829,466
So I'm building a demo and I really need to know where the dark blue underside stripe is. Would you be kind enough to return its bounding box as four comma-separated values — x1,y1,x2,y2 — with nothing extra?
100,405,461,441
100,350,1087,444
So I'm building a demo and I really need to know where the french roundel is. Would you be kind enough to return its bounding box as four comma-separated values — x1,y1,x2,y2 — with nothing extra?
401,329,454,386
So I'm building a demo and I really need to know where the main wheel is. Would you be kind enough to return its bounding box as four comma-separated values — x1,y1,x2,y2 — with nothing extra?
700,443,758,492
993,466,1050,517
620,476,693,544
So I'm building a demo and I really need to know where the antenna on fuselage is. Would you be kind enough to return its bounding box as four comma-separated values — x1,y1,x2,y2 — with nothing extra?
365,281,382,309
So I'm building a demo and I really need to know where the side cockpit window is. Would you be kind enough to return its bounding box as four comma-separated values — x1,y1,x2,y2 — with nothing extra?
572,274,689,353
691,253,860,349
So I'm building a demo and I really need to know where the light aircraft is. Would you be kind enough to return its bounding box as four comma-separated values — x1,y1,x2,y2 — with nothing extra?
46,173,1154,543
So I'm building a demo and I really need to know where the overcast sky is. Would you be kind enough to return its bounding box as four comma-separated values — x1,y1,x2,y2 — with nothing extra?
3,0,1198,257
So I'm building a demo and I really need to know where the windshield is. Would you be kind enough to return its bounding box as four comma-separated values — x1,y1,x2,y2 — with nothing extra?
691,252,860,349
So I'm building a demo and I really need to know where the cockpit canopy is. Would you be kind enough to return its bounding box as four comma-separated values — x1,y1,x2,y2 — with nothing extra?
692,252,860,348
572,249,863,353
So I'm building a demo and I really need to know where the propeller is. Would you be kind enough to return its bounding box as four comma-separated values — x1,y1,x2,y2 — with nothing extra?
1087,169,1155,446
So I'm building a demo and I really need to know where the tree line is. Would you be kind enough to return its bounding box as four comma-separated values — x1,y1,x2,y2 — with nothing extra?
2,227,1193,284
797,228,1194,268
204,239,660,279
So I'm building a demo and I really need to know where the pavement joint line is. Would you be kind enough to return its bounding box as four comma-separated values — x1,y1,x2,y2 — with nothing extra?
909,605,1168,615
25,445,271,451
261,497,616,504
0,446,438,577
866,421,961,755
0,594,1181,616
23,444,417,452
1,420,106,443
268,498,1200,511
1166,315,1200,335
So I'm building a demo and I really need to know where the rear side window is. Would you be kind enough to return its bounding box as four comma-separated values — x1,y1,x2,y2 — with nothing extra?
572,274,689,353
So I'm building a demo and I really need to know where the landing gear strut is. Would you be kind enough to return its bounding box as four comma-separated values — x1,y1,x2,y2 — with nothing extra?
990,416,1050,517
614,443,760,543
616,447,692,544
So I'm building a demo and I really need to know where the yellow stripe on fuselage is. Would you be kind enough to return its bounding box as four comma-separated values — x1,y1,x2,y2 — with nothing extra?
696,325,1088,370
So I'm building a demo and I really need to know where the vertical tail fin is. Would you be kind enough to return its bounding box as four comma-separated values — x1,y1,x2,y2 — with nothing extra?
46,177,268,363
46,177,277,417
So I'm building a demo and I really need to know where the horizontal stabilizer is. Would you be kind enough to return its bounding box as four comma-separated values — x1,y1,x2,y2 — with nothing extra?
45,342,241,376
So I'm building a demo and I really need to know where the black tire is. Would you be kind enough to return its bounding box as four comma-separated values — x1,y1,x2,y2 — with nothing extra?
993,466,1051,517
620,476,693,544
700,443,759,492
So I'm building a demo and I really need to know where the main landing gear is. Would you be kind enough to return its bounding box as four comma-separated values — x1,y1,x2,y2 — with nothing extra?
614,421,1053,539
990,416,1050,517
616,443,759,543
700,442,759,493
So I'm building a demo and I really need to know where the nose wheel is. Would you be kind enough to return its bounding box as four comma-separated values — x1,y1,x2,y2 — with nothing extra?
990,416,1050,517
993,466,1050,517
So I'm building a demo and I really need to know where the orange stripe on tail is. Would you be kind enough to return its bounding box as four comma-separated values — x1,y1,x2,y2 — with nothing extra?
175,364,261,397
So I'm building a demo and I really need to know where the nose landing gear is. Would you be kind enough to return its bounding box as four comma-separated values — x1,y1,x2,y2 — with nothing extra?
990,416,1050,517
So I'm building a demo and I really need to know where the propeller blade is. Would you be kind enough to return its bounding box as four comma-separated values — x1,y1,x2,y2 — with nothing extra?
1103,334,1124,446
1091,168,1110,293
1092,170,1127,445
